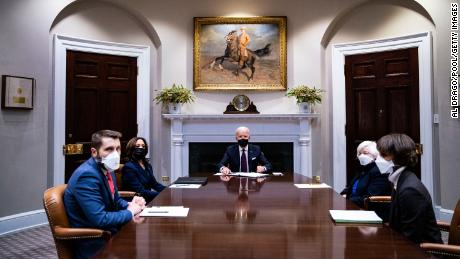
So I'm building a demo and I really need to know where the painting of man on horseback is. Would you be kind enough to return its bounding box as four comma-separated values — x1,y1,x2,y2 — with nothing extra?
209,27,271,81
194,17,287,90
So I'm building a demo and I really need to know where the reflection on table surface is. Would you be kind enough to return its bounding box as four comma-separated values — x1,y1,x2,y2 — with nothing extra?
95,174,434,259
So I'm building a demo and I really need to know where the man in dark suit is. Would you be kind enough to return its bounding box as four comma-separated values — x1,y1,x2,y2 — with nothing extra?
217,126,272,174
64,130,146,258
377,134,442,244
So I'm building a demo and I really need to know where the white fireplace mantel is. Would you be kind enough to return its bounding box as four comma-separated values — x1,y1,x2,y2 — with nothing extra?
163,113,319,181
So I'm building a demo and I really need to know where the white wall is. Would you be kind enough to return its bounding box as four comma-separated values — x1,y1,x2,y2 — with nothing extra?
0,0,458,224
0,0,72,217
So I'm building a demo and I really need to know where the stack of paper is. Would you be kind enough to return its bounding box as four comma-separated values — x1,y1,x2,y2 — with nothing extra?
139,206,189,217
214,172,269,178
329,210,383,224
169,184,202,189
294,183,331,189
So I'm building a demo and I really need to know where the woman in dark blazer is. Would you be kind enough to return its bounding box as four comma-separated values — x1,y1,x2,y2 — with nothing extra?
377,134,441,244
341,141,392,211
122,137,165,203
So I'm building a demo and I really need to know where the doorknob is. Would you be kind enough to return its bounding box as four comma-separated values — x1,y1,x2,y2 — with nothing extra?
415,143,423,155
63,144,83,155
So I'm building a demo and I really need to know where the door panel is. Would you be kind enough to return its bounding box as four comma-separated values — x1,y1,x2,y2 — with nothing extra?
345,47,420,184
65,50,138,182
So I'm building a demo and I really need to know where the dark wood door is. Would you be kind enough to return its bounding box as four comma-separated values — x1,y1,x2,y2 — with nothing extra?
65,50,138,182
345,47,420,183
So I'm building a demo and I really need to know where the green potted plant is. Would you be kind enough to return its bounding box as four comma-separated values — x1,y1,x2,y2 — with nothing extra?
286,85,324,113
154,84,195,114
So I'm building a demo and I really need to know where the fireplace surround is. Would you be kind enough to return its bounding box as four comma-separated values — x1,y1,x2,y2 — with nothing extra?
163,113,319,181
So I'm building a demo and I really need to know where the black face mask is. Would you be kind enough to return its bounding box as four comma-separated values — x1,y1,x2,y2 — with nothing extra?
238,139,248,147
132,147,147,160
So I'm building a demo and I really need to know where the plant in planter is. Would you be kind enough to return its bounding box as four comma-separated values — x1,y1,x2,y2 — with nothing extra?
154,84,195,114
286,85,324,113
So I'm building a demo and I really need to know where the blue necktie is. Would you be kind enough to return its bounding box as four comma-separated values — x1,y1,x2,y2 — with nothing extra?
241,149,248,172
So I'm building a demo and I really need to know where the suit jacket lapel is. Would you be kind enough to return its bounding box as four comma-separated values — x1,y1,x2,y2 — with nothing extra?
90,158,115,205
248,146,255,171
100,169,115,204
232,145,240,170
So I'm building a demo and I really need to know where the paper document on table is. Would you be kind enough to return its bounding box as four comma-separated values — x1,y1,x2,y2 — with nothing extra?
169,184,202,189
213,172,269,177
329,210,382,224
140,206,189,217
236,172,269,177
294,183,331,189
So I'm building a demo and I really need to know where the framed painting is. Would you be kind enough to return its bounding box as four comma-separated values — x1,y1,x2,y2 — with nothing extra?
1,75,34,110
194,16,287,91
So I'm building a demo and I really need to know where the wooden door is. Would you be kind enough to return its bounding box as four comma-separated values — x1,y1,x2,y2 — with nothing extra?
345,47,420,183
65,50,138,182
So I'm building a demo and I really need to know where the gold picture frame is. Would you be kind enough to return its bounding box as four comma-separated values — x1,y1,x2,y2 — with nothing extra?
194,16,287,91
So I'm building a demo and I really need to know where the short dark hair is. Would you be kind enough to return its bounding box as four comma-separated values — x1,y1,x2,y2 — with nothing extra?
126,137,148,160
91,130,122,150
377,133,418,167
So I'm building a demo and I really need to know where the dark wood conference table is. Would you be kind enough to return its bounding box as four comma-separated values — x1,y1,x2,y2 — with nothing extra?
95,174,434,259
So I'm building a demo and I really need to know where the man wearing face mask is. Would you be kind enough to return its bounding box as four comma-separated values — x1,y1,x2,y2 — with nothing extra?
217,126,272,175
377,134,441,244
64,130,146,258
122,137,166,203
341,141,392,214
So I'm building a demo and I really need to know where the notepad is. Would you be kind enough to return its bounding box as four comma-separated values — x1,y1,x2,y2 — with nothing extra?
140,206,189,217
214,172,269,178
329,210,383,224
169,184,202,189
294,183,331,189
174,177,208,185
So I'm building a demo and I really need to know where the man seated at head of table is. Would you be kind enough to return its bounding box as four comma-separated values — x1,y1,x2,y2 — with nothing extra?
217,126,272,175
64,130,146,258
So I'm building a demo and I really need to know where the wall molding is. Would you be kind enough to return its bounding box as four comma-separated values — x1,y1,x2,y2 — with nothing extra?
52,34,151,185
331,32,434,197
435,206,454,223
0,210,48,236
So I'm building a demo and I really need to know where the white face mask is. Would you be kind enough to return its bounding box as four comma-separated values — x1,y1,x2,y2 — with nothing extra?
375,155,394,174
358,154,374,166
101,151,120,171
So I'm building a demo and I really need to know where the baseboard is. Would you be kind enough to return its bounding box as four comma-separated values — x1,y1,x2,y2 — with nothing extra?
435,205,454,223
0,209,48,236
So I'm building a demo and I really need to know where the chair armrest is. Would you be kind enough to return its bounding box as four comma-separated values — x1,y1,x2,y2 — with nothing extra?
54,226,111,240
420,243,460,256
119,191,136,198
437,221,450,232
363,196,391,210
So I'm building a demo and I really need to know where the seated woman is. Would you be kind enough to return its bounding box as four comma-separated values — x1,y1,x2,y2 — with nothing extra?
377,134,441,244
122,137,165,203
341,141,392,211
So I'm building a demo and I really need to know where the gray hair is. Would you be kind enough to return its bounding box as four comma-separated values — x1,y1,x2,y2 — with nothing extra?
356,141,379,158
235,126,250,136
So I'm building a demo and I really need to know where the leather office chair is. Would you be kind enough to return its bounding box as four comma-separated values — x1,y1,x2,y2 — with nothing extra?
43,184,111,259
420,198,460,257
363,196,392,223
363,196,391,210
115,164,136,199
